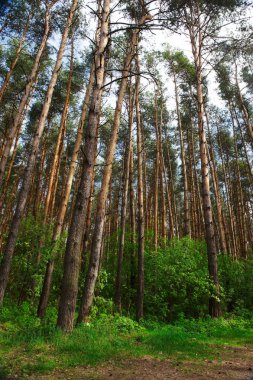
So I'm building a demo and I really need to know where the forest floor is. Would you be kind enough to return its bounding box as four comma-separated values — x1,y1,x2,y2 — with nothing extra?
1,311,253,379
26,346,253,380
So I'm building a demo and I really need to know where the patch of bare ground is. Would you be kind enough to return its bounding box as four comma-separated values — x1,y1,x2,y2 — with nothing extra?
27,345,253,380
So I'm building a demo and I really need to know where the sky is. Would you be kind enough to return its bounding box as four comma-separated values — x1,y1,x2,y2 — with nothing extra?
49,0,253,111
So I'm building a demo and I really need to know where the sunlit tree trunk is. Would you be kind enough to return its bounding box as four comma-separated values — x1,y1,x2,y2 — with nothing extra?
216,125,238,258
0,13,31,103
154,90,159,251
129,98,136,288
56,0,110,331
0,0,79,305
36,60,95,319
234,63,253,151
135,50,145,321
114,86,133,312
44,36,74,222
0,3,55,187
77,14,151,324
187,5,220,316
205,109,227,254
229,105,248,258
173,69,190,236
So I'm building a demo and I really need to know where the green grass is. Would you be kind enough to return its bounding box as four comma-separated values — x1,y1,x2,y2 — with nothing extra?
1,307,253,378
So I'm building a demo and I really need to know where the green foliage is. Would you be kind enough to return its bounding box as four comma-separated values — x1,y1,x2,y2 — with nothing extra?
100,236,253,321
144,238,210,320
218,254,253,313
7,213,66,303
1,303,253,377
163,48,196,83
90,296,114,318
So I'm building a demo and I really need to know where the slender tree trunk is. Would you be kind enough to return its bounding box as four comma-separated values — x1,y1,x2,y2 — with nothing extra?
36,60,95,319
77,14,151,324
129,106,136,288
0,0,79,305
0,14,31,103
154,90,159,251
205,108,227,254
230,105,248,258
0,3,54,186
235,63,253,151
35,39,75,301
188,15,220,317
159,158,167,241
82,169,95,257
233,105,253,189
44,36,74,222
56,0,110,332
135,51,145,321
173,69,190,236
164,126,177,238
54,61,95,239
217,127,238,258
114,86,133,312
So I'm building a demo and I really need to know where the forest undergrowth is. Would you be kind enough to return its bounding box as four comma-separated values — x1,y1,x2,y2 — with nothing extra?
0,237,253,379
0,308,253,378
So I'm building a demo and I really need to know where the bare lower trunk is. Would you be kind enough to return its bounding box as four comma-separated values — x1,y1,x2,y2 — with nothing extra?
188,12,220,317
173,69,190,236
77,14,151,323
205,108,227,254
114,86,133,312
0,0,78,305
135,51,145,321
129,122,136,289
154,90,159,251
36,60,95,319
56,0,110,332
44,37,74,222
54,62,95,239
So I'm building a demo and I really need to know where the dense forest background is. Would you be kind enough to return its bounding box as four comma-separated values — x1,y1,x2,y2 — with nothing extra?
0,0,253,340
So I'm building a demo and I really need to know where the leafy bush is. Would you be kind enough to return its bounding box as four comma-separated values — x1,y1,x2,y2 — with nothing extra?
100,236,253,321
144,238,210,320
6,213,66,304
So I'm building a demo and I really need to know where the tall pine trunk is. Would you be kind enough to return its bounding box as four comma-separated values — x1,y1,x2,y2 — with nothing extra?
173,69,190,236
114,86,133,312
0,0,79,305
77,14,151,324
0,3,55,186
135,51,145,321
0,13,31,102
36,60,95,319
188,12,220,316
57,0,110,332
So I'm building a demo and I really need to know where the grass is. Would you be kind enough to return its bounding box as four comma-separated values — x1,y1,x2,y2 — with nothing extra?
0,306,253,378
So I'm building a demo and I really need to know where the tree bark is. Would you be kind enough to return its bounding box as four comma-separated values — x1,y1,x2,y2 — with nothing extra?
36,52,96,320
0,0,79,305
0,2,55,186
173,69,190,236
135,50,145,321
44,36,75,222
114,86,133,312
235,63,253,151
0,13,31,103
77,13,151,324
187,7,221,316
205,108,227,254
56,0,110,332
154,90,159,251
